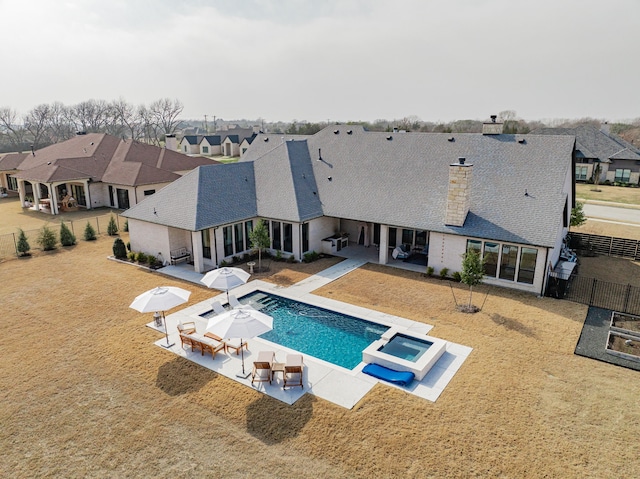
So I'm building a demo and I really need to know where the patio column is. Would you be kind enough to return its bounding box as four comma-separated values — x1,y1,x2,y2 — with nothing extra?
191,231,205,273
378,225,389,265
32,182,41,211
83,179,92,210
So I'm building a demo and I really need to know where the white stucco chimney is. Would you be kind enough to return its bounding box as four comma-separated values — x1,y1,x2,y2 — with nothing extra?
445,157,473,227
482,114,504,135
600,121,610,135
164,134,178,151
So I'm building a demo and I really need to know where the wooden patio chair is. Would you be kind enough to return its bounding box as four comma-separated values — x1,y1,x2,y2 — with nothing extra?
177,321,196,335
251,351,275,385
283,354,304,389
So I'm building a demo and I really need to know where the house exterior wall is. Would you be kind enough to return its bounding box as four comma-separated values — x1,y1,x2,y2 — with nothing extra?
222,139,239,157
428,232,548,294
128,219,171,261
200,140,222,156
180,139,199,155
308,216,339,253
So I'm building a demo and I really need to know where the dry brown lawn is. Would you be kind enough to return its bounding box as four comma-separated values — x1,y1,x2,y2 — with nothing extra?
2,231,640,478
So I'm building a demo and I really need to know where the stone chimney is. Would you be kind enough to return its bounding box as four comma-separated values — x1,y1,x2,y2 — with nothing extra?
482,114,504,135
445,157,473,227
164,134,178,151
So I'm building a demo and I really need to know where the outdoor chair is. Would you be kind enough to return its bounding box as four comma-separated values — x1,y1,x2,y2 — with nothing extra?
228,295,242,309
283,354,304,389
177,320,196,335
211,301,225,315
251,351,275,385
190,333,225,358
204,332,248,355
392,244,410,260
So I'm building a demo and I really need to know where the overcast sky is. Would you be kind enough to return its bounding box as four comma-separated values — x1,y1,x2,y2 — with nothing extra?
1,0,638,124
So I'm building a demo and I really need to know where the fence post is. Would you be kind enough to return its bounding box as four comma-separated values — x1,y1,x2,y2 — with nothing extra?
95,217,100,234
623,284,631,315
12,232,18,257
609,236,613,256
589,278,598,306
70,220,75,236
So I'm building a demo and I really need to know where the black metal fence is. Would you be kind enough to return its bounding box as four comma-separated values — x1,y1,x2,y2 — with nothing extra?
569,232,640,260
0,213,125,259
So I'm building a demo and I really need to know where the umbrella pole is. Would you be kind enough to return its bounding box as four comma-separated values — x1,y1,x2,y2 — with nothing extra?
161,311,175,349
236,339,251,378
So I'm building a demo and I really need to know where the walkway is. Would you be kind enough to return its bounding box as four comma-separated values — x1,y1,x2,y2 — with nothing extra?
151,259,472,409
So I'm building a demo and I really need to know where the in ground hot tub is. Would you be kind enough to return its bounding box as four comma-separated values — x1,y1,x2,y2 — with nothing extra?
362,328,447,381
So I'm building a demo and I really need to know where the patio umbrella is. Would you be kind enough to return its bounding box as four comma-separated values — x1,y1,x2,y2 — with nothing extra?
200,267,250,303
129,286,191,348
205,308,273,378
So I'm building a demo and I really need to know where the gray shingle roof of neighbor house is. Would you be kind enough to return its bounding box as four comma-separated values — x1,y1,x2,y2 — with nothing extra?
183,135,199,145
125,125,575,248
202,135,222,146
532,125,640,163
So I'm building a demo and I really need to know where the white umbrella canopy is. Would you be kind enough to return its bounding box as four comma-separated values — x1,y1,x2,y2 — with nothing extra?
200,267,250,302
129,286,191,348
206,308,273,377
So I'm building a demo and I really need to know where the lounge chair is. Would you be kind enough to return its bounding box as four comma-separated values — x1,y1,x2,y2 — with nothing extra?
251,351,275,385
362,363,415,386
283,354,304,389
177,320,196,335
228,295,242,309
392,244,410,260
211,301,225,315
190,333,225,358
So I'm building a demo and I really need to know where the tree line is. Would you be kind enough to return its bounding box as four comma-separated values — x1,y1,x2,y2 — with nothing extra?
0,98,184,153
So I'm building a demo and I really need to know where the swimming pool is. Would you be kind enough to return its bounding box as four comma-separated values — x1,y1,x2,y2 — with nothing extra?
378,333,433,362
229,291,388,369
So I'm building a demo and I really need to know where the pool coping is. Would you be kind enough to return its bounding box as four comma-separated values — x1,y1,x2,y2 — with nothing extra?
151,278,473,409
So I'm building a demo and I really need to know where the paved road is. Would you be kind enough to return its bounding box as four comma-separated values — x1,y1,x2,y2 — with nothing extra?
583,203,640,224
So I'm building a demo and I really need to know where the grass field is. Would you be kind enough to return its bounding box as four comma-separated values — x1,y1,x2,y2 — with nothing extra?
576,183,640,205
1,200,640,478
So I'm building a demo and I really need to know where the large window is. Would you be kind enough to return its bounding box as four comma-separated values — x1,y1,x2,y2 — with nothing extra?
401,229,414,245
223,226,233,257
302,223,309,253
388,228,397,247
245,221,253,249
517,248,538,284
7,176,17,191
71,184,86,207
614,169,631,183
499,245,518,281
116,188,129,209
575,165,588,181
202,146,209,154
202,229,211,259
272,222,281,250
234,223,244,254
483,243,499,277
283,223,293,253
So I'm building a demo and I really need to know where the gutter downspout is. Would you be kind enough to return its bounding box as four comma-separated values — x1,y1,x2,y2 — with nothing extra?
540,247,550,297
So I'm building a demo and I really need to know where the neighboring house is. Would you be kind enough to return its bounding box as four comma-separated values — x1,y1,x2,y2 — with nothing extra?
220,127,256,156
239,133,257,159
200,135,222,156
0,132,219,215
532,124,640,185
179,135,200,155
123,122,576,296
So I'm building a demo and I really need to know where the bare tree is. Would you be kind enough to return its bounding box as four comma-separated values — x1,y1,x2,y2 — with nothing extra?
149,98,184,136
138,104,162,146
46,101,76,143
24,104,51,149
71,99,111,133
111,98,141,140
0,107,28,152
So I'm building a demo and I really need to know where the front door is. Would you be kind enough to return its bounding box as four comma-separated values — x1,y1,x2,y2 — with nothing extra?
116,188,130,209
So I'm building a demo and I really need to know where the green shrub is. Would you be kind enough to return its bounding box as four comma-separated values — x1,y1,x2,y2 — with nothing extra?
426,266,435,277
136,252,148,264
287,254,296,263
220,259,229,267
123,219,129,232
232,256,239,264
59,222,76,246
37,225,57,251
16,228,30,256
113,238,127,259
452,271,462,282
107,215,118,236
439,267,449,279
275,250,283,261
303,251,320,263
84,222,97,241
128,251,136,261
126,241,131,252
146,254,158,266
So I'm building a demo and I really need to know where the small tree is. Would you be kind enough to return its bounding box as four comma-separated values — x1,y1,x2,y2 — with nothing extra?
112,237,127,259
107,215,118,235
16,228,31,256
570,202,587,227
37,225,57,251
84,221,97,241
59,222,76,246
460,249,485,312
249,219,270,272
591,161,602,191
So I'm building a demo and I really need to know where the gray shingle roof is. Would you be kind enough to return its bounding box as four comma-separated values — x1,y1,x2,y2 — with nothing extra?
125,126,575,247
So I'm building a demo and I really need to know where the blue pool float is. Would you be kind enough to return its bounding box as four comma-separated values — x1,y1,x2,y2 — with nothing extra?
362,363,415,386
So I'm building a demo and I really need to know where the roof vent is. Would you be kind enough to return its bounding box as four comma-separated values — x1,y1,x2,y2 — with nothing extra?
458,157,466,165
347,130,353,135
448,136,455,142
386,135,393,141
327,176,332,181
76,131,87,136
263,137,269,142
334,129,339,134
490,115,497,123
518,138,526,144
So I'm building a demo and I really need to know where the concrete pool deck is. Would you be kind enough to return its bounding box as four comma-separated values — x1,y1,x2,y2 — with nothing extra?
151,261,472,409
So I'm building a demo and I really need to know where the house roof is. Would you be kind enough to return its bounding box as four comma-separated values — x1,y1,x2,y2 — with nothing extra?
532,125,640,163
8,133,218,185
182,135,199,145
0,152,29,170
201,135,222,146
124,125,575,248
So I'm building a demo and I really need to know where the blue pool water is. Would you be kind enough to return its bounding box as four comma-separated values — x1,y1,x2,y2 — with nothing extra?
236,291,388,369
